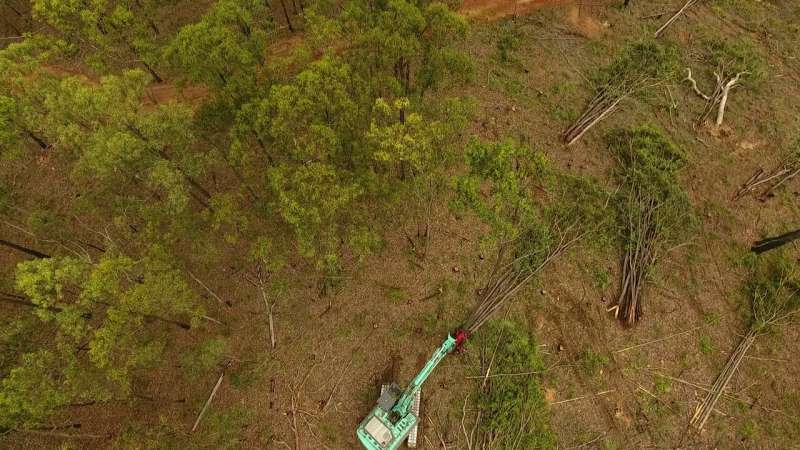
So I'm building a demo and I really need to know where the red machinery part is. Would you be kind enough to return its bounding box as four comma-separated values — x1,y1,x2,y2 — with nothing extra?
453,329,470,353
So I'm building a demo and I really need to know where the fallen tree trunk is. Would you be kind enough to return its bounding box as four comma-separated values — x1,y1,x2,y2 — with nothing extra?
751,228,800,254
0,238,50,258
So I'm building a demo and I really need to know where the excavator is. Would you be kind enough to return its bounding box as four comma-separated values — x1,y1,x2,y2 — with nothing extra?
356,242,543,449
356,329,469,450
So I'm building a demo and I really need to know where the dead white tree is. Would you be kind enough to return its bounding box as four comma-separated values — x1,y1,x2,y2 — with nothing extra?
684,67,748,126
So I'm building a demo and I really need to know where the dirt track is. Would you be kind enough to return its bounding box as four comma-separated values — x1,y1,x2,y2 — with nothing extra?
460,0,606,38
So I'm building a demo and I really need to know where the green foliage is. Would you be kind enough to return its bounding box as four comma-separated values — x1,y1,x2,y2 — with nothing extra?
0,350,69,429
181,338,228,378
701,36,766,85
743,251,800,331
41,70,211,236
1,251,201,429
608,125,694,255
589,265,611,290
166,0,273,97
269,161,363,261
386,288,406,302
454,139,608,272
473,320,555,449
0,40,60,157
698,334,714,356
654,375,671,395
309,0,472,97
579,348,609,377
453,139,548,243
594,40,681,92
496,24,520,64
230,55,469,269
31,0,166,74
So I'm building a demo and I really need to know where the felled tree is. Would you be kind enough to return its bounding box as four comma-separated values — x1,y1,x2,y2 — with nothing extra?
453,139,606,332
684,37,765,127
467,320,556,449
735,138,800,201
0,251,201,430
691,251,800,430
562,41,680,145
607,126,694,326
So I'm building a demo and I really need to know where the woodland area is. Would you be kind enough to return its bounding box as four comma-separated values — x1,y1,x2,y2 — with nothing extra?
1,0,800,449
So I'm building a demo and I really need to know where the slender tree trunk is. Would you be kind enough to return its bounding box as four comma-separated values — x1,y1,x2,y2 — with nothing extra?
0,239,49,258
141,60,163,83
2,0,25,18
279,0,294,32
24,128,49,150
0,291,35,307
1,291,92,318
132,0,160,36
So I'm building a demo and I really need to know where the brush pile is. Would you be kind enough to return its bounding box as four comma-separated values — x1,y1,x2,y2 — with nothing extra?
562,41,679,145
735,139,800,200
691,252,800,429
607,126,693,326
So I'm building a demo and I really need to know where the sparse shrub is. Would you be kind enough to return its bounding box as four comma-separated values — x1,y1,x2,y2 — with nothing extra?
579,348,609,377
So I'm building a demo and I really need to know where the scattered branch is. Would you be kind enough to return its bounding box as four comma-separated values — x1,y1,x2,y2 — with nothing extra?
684,68,710,100
655,0,700,38
192,363,229,432
551,389,616,406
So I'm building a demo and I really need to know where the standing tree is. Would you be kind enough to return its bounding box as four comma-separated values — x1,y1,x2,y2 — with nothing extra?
166,0,274,103
0,250,201,430
31,0,171,80
308,0,471,99
43,70,213,226
0,39,60,156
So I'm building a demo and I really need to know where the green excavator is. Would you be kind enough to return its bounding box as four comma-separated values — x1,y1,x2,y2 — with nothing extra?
357,247,536,449
356,329,469,450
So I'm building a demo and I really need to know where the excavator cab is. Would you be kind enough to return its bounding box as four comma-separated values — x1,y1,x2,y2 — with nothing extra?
356,389,419,450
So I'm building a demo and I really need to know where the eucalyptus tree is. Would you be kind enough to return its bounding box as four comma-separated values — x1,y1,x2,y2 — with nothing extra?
30,0,176,79
166,0,274,102
0,250,201,430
